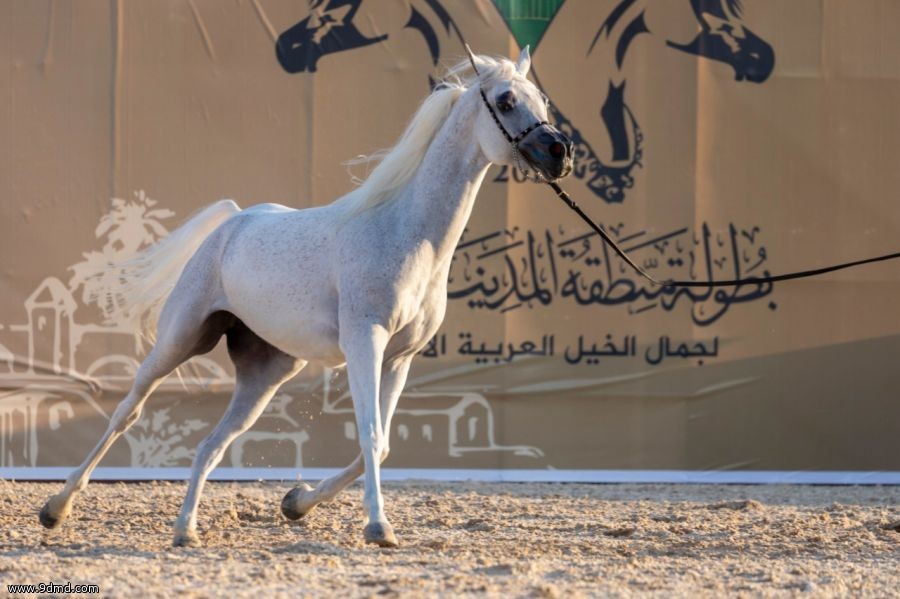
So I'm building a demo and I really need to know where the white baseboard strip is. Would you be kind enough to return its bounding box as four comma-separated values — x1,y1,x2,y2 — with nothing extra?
1,468,899,485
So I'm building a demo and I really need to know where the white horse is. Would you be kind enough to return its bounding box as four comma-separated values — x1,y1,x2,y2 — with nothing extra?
39,47,573,548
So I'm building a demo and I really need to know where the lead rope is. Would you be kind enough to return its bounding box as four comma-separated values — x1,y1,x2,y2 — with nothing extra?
545,180,900,288
463,45,900,289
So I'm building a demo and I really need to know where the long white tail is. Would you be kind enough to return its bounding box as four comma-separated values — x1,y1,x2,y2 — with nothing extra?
111,199,241,341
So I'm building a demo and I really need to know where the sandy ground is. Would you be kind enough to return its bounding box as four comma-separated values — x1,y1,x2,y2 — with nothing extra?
0,481,898,598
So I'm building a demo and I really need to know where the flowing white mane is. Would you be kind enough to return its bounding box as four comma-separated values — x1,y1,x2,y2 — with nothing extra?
343,55,523,217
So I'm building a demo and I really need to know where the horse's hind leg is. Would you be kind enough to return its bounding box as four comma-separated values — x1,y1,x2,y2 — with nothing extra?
38,310,233,530
173,320,305,547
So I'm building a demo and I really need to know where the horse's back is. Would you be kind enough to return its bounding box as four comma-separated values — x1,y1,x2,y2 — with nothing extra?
240,202,295,215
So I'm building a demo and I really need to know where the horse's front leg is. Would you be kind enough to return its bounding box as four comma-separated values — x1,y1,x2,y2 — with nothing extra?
281,356,412,521
341,323,396,547
376,356,412,464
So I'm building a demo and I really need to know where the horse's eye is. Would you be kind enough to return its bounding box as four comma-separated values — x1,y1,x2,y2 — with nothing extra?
496,91,516,113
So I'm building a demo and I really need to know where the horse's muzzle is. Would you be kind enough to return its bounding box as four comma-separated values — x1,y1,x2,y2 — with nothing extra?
520,126,574,181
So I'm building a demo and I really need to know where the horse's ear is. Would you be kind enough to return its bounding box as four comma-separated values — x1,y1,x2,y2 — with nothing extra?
464,43,482,76
516,45,531,76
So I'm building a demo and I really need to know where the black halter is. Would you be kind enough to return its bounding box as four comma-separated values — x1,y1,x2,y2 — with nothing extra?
478,88,547,147
478,88,549,181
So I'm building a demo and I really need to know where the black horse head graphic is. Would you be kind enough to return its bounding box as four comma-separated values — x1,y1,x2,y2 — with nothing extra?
275,0,386,73
589,0,775,202
275,0,775,206
668,0,774,82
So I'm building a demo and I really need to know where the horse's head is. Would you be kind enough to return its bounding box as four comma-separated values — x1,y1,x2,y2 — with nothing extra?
276,0,386,74
668,0,774,83
469,48,574,182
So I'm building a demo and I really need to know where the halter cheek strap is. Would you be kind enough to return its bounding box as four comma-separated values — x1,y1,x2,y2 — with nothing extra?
478,89,546,144
466,44,550,180
477,88,549,181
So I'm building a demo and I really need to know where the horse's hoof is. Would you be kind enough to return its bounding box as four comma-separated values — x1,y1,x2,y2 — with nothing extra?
39,500,66,529
364,521,398,548
281,483,315,521
172,531,202,548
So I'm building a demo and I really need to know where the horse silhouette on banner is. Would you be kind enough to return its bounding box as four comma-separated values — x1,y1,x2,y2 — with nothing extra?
275,0,774,203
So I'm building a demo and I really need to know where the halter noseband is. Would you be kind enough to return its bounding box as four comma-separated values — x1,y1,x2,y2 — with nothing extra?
478,88,549,180
469,52,550,182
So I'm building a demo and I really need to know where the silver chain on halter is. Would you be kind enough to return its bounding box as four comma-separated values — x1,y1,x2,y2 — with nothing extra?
511,143,547,183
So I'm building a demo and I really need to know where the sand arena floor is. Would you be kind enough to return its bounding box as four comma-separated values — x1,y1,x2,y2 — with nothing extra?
0,480,898,597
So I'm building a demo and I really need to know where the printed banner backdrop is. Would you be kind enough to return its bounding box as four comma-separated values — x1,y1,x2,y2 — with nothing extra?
1,0,899,480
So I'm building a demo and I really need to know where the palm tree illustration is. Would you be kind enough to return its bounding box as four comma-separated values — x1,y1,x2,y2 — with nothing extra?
68,190,175,325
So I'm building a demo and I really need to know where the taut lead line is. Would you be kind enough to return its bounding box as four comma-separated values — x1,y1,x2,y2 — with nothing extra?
546,180,900,288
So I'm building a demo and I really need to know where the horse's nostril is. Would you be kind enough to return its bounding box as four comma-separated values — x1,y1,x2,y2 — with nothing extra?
549,142,564,158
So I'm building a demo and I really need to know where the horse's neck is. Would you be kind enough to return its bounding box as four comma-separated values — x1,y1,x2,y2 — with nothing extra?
400,91,490,265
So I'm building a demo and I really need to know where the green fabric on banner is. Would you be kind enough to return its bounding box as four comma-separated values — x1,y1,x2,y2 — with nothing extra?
492,0,566,51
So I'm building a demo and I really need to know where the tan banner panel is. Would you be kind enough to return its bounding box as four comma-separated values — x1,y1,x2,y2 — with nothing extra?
1,1,898,475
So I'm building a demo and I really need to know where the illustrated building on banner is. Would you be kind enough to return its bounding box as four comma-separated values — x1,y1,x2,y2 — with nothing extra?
0,193,545,467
